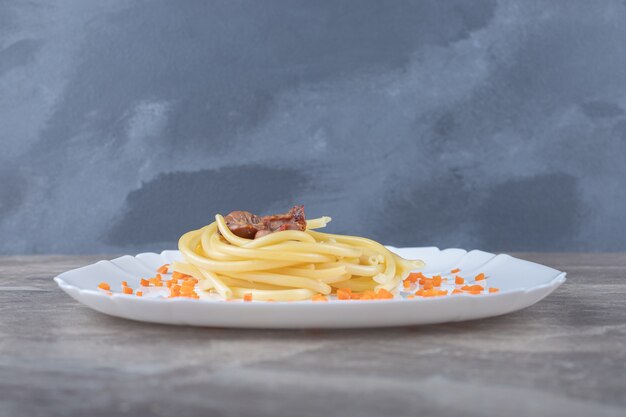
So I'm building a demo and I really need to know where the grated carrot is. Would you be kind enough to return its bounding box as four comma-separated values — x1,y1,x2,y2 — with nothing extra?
312,294,328,302
172,271,188,280
376,289,394,299
475,273,486,281
451,268,461,274
121,281,128,287
97,282,110,291
489,288,500,293
337,288,352,300
140,278,150,287
243,293,253,302
122,286,133,295
454,276,464,285
157,264,169,274
432,275,442,287
452,289,462,294
406,272,424,283
461,285,484,292
403,279,411,288
170,285,181,297
136,291,143,297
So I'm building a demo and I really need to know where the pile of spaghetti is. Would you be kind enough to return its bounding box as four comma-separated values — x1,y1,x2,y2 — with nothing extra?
172,206,425,301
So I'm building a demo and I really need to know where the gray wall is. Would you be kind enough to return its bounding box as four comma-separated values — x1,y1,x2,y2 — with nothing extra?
1,0,626,254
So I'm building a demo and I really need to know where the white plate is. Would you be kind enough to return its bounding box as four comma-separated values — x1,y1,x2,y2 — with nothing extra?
54,248,566,329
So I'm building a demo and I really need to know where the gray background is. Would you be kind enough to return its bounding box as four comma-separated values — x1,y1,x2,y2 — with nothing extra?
1,0,625,254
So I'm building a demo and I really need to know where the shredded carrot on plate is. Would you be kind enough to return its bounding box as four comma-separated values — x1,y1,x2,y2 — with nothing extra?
461,285,484,292
489,288,500,293
475,273,486,281
157,264,169,274
172,271,188,280
376,289,394,299
170,285,181,297
97,282,110,291
312,294,328,302
455,276,464,285
432,275,442,287
136,291,143,297
121,281,128,287
337,288,352,300
451,268,461,274
243,293,253,302
140,278,150,287
122,286,133,295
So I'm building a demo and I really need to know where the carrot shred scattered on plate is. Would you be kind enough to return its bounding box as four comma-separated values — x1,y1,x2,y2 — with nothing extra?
312,294,328,302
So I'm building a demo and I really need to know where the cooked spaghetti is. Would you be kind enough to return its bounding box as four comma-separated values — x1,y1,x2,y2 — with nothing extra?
172,206,425,301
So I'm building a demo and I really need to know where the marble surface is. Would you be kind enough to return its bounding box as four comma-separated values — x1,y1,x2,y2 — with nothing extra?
3,1,626,254
0,253,625,417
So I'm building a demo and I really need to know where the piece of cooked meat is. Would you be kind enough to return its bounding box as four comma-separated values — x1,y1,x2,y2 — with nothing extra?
223,205,306,239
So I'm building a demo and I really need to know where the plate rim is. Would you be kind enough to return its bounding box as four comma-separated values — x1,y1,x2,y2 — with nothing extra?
53,248,567,305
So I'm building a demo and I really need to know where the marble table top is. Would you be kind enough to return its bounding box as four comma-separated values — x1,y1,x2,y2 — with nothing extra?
1,253,624,417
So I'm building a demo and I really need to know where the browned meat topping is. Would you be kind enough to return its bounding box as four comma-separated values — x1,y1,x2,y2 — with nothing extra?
223,205,306,239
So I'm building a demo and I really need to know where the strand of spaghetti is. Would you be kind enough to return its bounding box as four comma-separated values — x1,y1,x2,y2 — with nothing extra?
376,269,410,293
391,252,426,270
179,229,299,271
242,230,315,248
174,261,232,299
210,234,338,263
221,271,332,294
305,216,332,230
219,276,287,291
260,242,362,258
230,287,315,301
310,231,397,284
215,214,256,247
200,223,239,261
315,273,351,284
330,277,378,292
359,254,380,266
170,261,206,281
315,262,380,277
327,241,383,260
268,265,347,280
205,232,241,261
